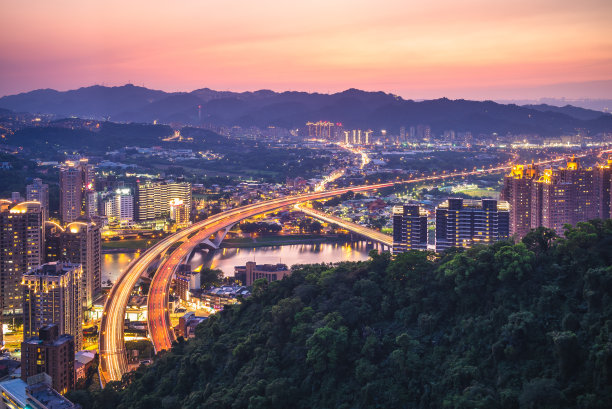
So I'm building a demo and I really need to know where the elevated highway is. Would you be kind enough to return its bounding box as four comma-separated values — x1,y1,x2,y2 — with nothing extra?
99,153,584,386
295,204,393,247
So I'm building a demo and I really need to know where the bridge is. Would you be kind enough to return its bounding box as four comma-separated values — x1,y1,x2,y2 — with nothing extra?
295,204,393,247
99,154,583,386
99,182,398,384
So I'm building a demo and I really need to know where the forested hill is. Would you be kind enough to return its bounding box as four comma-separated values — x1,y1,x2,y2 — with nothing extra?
2,85,612,135
72,220,612,409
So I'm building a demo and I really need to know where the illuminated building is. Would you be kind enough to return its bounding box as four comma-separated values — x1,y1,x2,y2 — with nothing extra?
416,124,431,140
502,156,612,236
533,156,604,235
561,156,598,222
364,130,373,145
22,262,83,352
341,129,372,145
435,198,510,252
26,178,49,221
0,201,43,316
306,121,341,140
135,181,191,221
21,324,75,394
594,155,612,219
501,163,537,238
169,198,190,226
392,204,428,253
44,221,101,309
104,188,134,224
174,269,200,301
59,159,95,223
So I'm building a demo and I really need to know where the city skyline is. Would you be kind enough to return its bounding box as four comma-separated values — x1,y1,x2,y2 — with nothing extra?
1,0,611,99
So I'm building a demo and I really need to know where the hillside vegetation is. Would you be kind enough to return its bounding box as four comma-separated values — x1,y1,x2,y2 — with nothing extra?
70,220,612,409
3,85,612,134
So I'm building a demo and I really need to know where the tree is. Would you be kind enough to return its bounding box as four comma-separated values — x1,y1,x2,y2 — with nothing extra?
522,227,557,254
199,268,224,289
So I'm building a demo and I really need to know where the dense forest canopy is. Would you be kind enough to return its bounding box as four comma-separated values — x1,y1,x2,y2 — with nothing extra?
70,220,612,409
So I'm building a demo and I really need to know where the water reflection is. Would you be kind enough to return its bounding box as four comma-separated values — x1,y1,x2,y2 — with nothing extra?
210,241,377,277
102,241,378,282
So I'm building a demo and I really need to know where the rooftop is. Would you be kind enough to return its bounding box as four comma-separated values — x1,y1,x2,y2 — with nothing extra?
0,378,28,408
27,381,78,409
23,333,74,348
25,262,81,277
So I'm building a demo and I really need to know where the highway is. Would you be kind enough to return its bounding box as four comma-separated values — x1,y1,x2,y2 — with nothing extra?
99,152,588,386
295,204,393,247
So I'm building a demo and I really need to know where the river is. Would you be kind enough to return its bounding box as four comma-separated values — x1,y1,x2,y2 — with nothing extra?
102,241,379,284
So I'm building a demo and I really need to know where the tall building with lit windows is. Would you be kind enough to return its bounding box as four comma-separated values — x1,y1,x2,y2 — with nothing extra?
59,159,95,223
44,221,101,309
26,178,49,221
0,201,43,316
532,156,601,235
435,198,509,252
594,155,612,219
501,163,537,238
392,204,428,253
502,155,612,237
169,198,190,226
104,188,134,224
560,156,598,222
306,121,335,139
22,262,83,352
135,180,191,221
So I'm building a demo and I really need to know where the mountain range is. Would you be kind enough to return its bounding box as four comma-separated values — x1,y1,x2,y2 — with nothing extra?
1,84,612,136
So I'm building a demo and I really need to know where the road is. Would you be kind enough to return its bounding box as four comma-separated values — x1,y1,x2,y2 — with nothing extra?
99,152,589,386
295,204,393,247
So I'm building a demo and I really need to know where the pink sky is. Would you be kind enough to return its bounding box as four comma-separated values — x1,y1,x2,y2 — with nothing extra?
1,0,611,99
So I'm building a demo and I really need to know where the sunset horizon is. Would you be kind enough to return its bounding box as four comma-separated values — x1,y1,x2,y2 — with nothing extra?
2,0,611,100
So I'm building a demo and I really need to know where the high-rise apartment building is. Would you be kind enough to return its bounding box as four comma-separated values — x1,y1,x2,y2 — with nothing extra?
501,163,537,238
0,201,43,316
594,156,612,219
23,262,83,351
26,178,49,221
104,188,134,224
502,156,612,237
21,324,75,393
435,198,509,252
44,221,101,309
169,198,190,226
392,204,428,253
59,159,95,223
135,181,191,221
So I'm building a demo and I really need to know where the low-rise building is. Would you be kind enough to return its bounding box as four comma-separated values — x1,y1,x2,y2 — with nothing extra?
234,262,290,286
21,325,75,394
0,373,79,409
175,312,208,339
74,351,96,381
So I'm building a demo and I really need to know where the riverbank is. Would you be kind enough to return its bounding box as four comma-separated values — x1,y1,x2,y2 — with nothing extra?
220,234,351,248
102,233,352,253
102,237,164,254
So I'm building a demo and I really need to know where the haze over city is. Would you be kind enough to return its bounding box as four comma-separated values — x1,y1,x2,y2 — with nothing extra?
1,0,612,99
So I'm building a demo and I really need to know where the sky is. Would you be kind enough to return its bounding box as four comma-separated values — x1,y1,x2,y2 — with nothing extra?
1,0,611,99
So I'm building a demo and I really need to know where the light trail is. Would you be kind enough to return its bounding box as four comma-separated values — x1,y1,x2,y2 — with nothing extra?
99,151,593,386
295,204,393,247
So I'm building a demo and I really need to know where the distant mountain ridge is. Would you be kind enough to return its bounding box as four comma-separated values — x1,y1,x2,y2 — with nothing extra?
1,84,611,136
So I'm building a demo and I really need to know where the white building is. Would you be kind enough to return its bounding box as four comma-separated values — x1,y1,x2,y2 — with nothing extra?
104,188,134,224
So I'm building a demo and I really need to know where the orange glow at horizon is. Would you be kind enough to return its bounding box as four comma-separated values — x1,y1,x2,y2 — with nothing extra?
1,0,611,99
